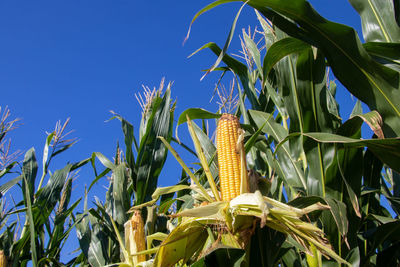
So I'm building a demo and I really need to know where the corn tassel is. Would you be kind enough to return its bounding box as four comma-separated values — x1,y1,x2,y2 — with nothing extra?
124,210,147,264
217,113,248,201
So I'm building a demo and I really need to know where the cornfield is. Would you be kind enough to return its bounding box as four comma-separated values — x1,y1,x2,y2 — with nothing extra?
0,0,399,266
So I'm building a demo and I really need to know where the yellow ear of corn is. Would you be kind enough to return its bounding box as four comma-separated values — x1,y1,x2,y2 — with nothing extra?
0,250,8,267
124,210,146,264
217,113,248,201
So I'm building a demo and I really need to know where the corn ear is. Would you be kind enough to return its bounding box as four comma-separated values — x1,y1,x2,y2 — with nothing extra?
0,251,8,267
217,114,248,201
125,210,147,264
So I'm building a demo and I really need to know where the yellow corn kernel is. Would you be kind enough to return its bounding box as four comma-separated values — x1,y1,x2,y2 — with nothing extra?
124,210,146,264
217,113,244,201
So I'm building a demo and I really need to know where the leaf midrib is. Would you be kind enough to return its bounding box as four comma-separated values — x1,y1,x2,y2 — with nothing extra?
367,0,391,42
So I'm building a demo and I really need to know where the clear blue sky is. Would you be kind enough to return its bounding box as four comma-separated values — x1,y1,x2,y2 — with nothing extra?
0,0,362,262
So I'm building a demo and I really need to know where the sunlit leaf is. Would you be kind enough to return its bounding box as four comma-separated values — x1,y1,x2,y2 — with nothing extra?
349,0,400,42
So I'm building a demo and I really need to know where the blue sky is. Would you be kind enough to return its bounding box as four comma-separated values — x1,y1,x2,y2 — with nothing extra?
0,0,363,262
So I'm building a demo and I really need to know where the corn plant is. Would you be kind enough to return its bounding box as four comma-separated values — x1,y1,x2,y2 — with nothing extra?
173,0,400,266
0,107,20,184
0,118,89,266
124,111,353,266
111,1,400,266
74,80,175,266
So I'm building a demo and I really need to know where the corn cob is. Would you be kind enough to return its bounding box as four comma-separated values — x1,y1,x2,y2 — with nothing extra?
217,113,248,201
124,210,146,264
0,250,8,267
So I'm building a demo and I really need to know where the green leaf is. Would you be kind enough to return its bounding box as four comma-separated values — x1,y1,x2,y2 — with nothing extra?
257,0,400,137
36,164,72,212
292,132,400,173
392,169,400,198
75,212,91,259
195,0,400,136
296,47,337,196
345,247,361,267
105,163,130,226
22,175,37,267
177,108,220,126
42,132,54,176
192,122,218,181
186,117,220,201
22,148,38,204
249,109,307,193
263,79,288,122
349,0,400,43
395,0,400,26
248,226,286,267
0,161,17,178
176,108,220,143
87,227,107,267
88,167,112,192
265,30,304,135
48,196,82,258
158,137,213,203
244,112,273,154
289,196,350,240
280,241,304,267
110,113,137,170
362,149,384,216
71,157,91,171
0,175,22,197
368,214,397,224
363,42,400,63
369,220,400,251
324,198,349,241
262,37,310,78
326,81,341,126
92,152,115,170
350,100,363,117
192,246,246,267
363,41,400,72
